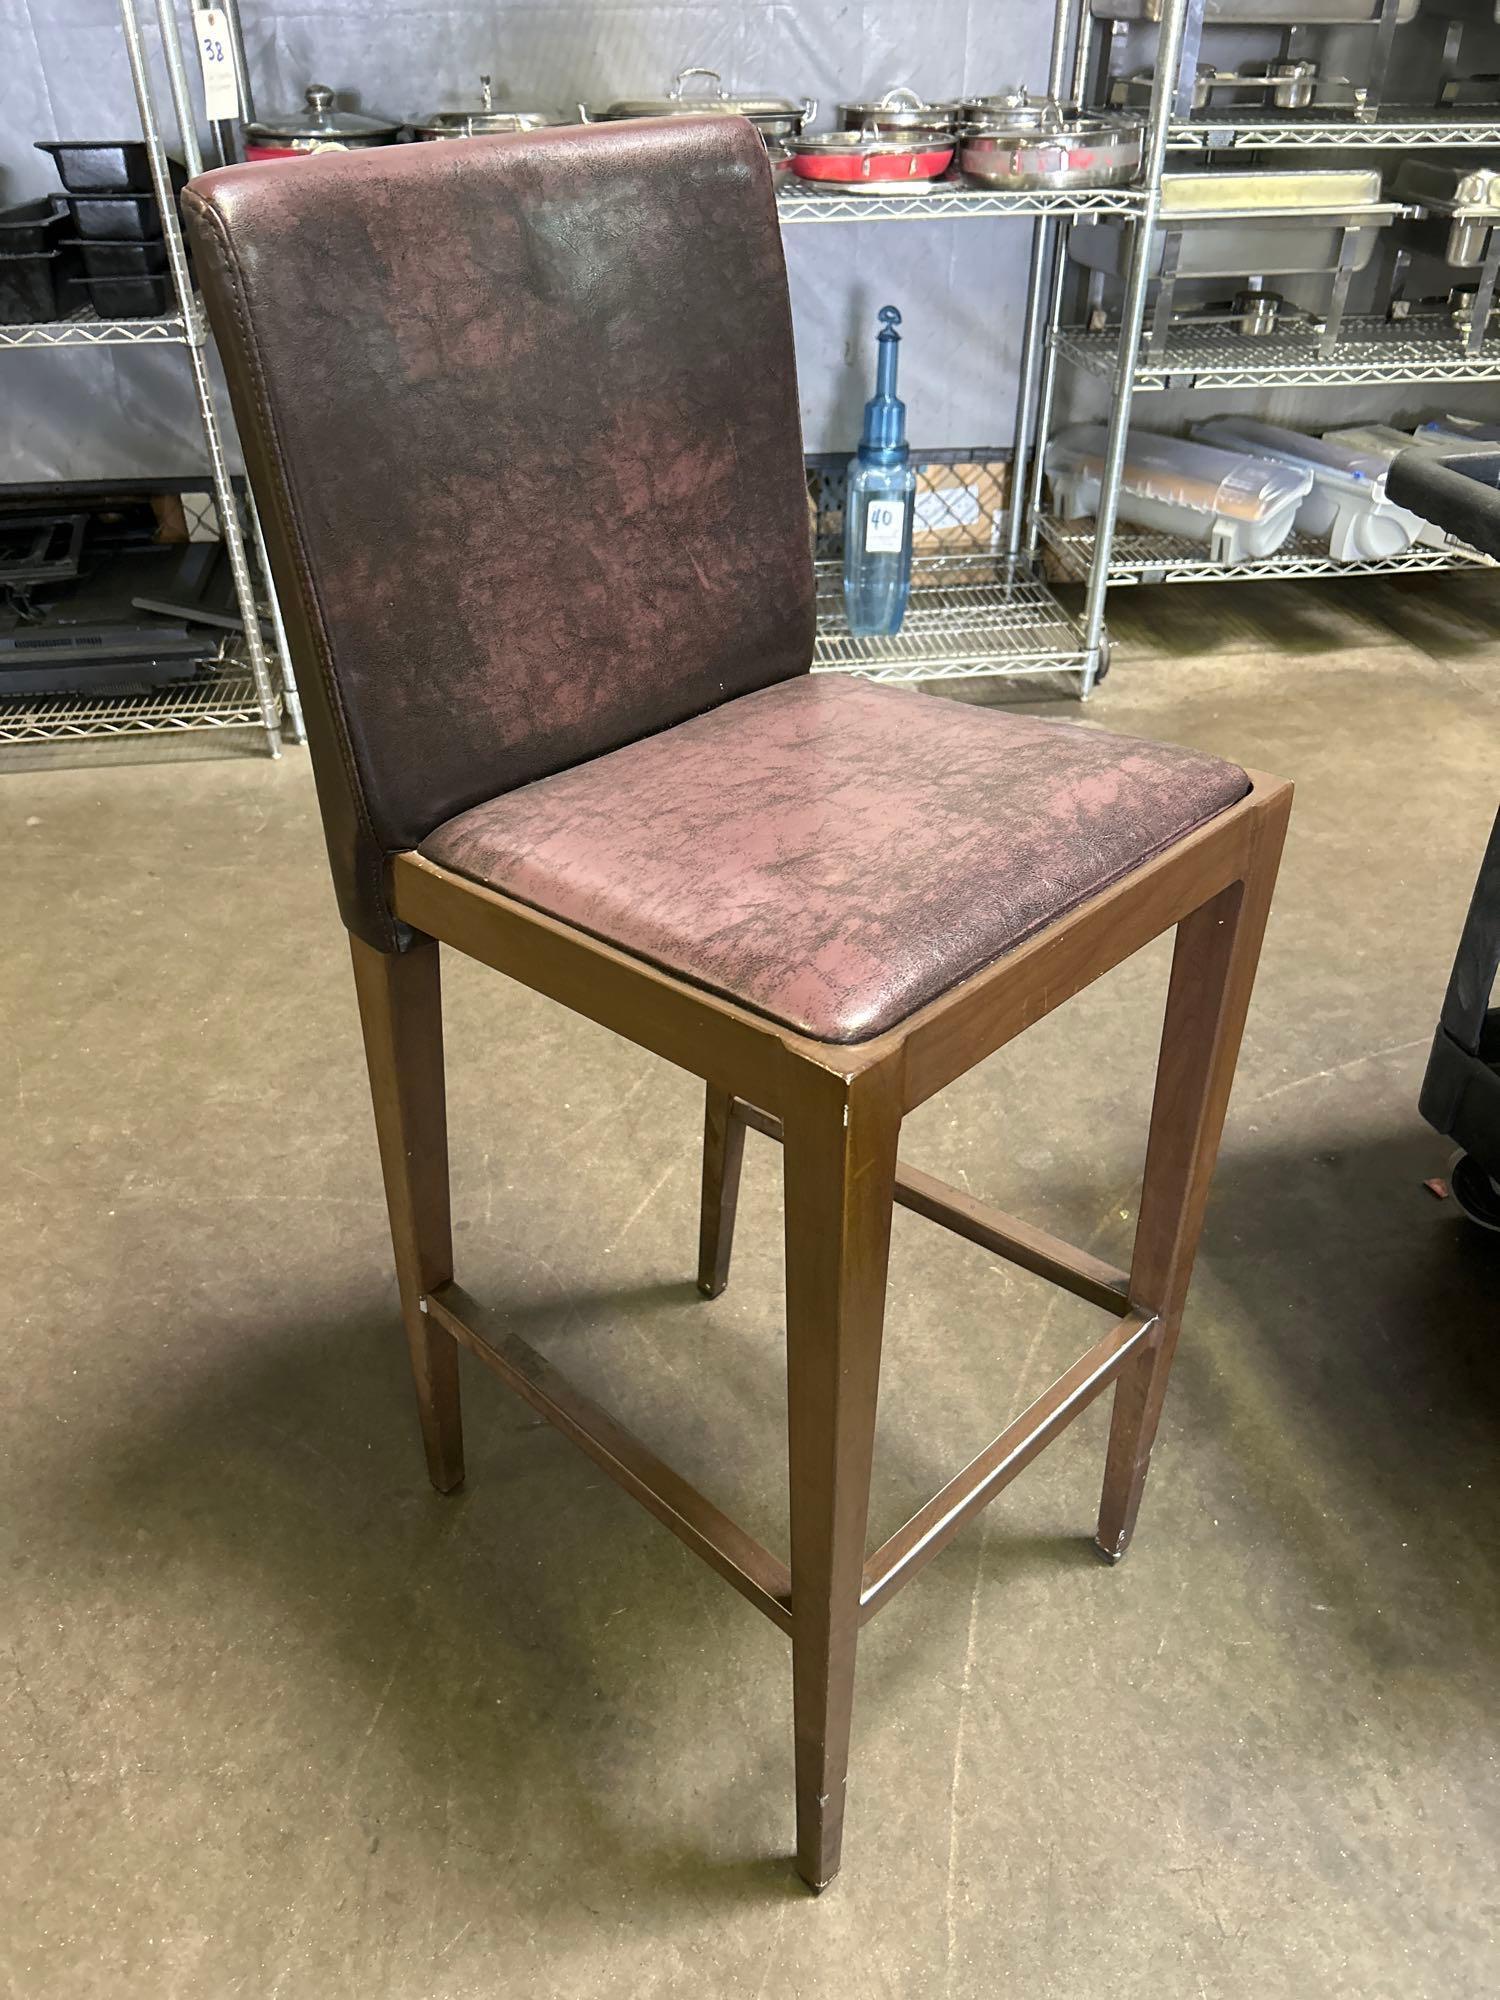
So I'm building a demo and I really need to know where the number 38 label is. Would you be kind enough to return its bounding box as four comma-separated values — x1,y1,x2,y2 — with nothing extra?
194,8,240,121
864,497,906,555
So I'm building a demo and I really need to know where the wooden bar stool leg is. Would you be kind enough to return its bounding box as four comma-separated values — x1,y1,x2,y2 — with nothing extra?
350,934,465,1495
697,1085,747,1300
1097,801,1290,1562
782,1064,902,1891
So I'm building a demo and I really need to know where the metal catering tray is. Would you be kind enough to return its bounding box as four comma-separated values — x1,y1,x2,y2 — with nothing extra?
1070,169,1396,280
1391,161,1500,266
1091,0,1418,20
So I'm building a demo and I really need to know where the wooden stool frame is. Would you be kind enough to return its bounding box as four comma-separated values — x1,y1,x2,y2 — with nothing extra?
352,769,1291,1892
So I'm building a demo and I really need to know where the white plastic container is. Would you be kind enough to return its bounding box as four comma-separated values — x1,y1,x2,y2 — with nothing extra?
1324,425,1460,548
1047,425,1311,561
1191,416,1425,562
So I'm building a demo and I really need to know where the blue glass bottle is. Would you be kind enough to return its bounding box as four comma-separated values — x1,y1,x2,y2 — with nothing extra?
843,305,917,637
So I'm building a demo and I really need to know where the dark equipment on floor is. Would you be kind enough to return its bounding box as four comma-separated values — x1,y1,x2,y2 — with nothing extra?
0,493,234,697
1388,444,1500,1229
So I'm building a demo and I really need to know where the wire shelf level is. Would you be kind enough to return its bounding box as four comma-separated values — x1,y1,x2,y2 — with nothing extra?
812,559,1090,683
1053,315,1500,391
1040,516,1497,588
0,669,279,746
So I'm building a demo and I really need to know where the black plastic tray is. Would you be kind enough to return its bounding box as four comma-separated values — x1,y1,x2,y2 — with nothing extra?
66,191,169,242
65,236,170,281
67,272,174,319
0,197,66,254
35,141,187,198
0,251,61,326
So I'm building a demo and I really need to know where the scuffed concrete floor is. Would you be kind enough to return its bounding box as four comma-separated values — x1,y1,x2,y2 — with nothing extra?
3,574,1498,1999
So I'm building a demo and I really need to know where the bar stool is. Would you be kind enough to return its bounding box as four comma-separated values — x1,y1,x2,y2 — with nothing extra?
184,117,1291,1892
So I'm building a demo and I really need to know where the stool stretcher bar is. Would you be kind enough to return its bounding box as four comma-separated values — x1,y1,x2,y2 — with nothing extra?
422,1183,1144,1638
424,1281,794,1632
731,1098,1132,1317
859,1311,1158,1622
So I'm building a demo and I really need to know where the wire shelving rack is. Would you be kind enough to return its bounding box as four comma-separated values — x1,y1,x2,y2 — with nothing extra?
796,0,1500,696
0,0,300,755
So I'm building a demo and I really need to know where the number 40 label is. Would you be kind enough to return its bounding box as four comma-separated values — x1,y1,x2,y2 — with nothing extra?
864,497,906,554
194,8,240,121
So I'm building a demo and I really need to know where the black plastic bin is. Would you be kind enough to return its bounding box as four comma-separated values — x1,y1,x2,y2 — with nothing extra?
0,251,62,325
0,197,67,254
35,140,187,197
67,272,174,318
1387,443,1500,1229
65,236,170,282
67,191,171,242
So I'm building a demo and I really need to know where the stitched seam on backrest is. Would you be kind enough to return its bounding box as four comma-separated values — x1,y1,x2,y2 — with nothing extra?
182,185,397,949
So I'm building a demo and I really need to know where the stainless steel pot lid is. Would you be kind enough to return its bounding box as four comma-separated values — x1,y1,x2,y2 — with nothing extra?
836,85,959,129
789,126,954,157
593,67,812,128
957,85,1059,126
413,75,566,137
245,82,403,143
963,108,1140,145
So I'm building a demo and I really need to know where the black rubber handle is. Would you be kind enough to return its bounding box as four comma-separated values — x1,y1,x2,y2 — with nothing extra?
1387,446,1500,560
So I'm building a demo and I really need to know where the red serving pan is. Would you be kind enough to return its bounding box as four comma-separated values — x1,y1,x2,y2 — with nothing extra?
789,133,955,184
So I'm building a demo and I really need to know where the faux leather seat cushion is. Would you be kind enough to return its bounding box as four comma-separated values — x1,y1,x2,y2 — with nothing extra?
420,677,1250,1044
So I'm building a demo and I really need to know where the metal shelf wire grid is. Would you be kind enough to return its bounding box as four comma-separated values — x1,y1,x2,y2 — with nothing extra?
812,558,1089,683
778,182,1144,224
0,303,193,350
1166,113,1500,151
0,663,279,746
1053,315,1500,391
1039,515,1497,588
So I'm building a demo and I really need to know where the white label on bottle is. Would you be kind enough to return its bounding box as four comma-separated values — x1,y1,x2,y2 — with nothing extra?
194,9,240,121
864,497,906,554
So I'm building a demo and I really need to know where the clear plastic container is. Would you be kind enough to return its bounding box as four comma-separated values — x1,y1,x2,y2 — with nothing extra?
1191,416,1425,562
1047,425,1311,561
1324,425,1457,548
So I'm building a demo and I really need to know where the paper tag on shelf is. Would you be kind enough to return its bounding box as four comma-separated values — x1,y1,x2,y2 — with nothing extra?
194,8,240,121
864,497,906,554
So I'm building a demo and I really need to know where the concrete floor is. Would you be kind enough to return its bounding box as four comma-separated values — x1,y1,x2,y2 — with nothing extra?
4,575,1498,1999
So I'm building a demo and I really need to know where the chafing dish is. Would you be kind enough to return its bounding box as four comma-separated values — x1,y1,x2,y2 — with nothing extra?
1071,168,1396,281
1092,0,1418,20
1392,161,1500,265
1437,73,1500,107
1110,61,1360,114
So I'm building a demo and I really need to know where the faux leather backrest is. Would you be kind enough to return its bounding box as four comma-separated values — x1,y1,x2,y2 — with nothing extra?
184,118,816,948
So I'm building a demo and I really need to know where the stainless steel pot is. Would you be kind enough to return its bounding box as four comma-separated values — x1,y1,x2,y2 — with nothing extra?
412,75,567,139
787,126,957,188
244,83,403,159
956,86,1059,130
959,111,1142,192
586,67,814,138
836,86,960,134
